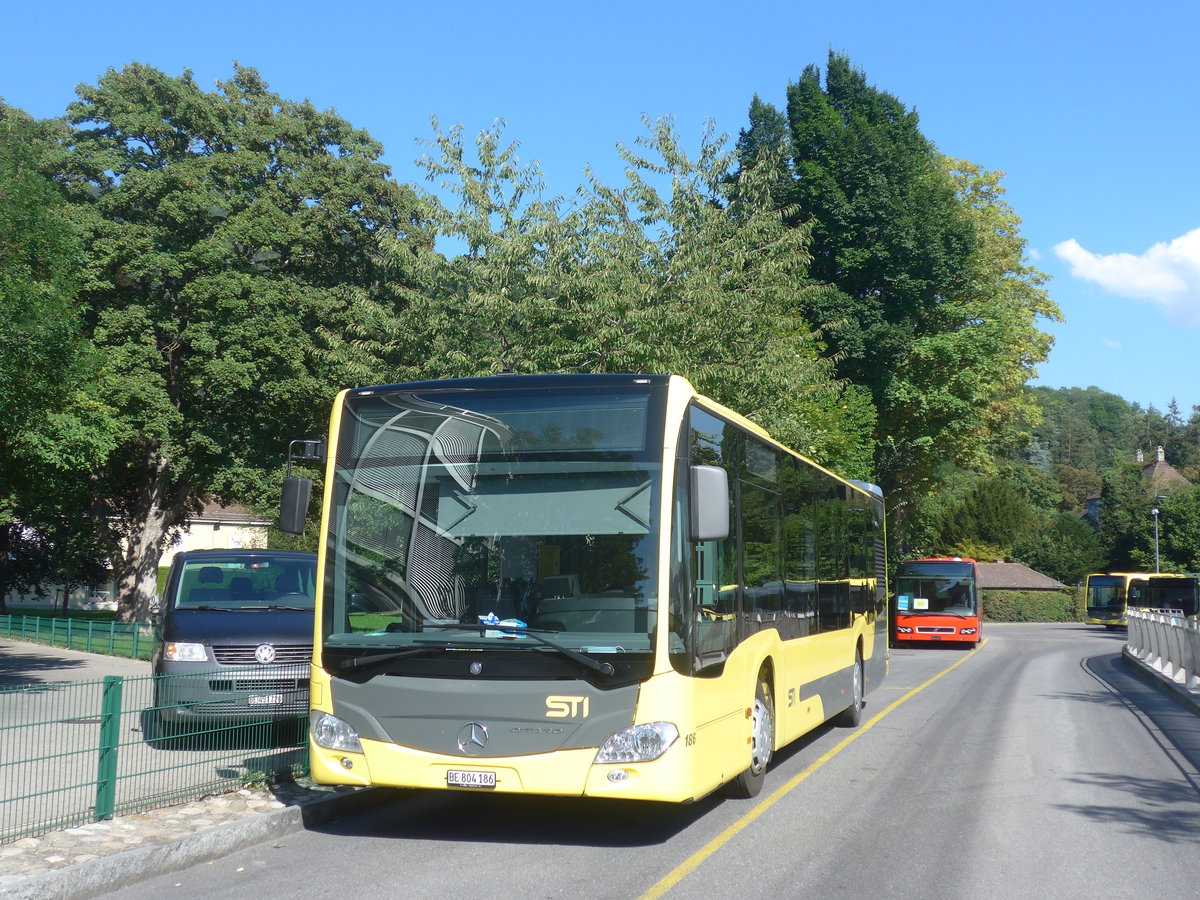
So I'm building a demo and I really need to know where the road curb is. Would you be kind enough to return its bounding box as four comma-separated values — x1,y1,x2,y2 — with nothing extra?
1121,646,1200,714
5,788,393,900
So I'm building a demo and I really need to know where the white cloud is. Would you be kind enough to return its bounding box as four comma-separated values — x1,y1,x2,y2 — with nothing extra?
1054,228,1200,326
1103,338,1122,350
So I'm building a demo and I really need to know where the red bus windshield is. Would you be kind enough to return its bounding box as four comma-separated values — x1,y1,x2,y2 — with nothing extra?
895,561,978,616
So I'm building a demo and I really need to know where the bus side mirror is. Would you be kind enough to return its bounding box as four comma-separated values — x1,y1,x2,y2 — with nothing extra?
690,465,729,542
280,477,313,536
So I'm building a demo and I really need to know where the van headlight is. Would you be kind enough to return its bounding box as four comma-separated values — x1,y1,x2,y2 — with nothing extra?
594,723,678,764
311,712,363,754
164,642,208,662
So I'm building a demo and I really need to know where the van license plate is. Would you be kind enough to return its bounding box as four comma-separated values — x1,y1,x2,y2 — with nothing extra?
447,770,496,789
249,694,284,705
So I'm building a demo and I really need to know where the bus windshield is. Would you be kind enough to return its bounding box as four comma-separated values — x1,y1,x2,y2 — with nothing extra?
895,562,977,615
321,384,665,670
1086,576,1125,616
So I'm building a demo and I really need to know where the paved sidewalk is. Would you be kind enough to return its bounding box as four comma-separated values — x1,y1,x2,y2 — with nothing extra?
1123,645,1200,714
0,781,387,900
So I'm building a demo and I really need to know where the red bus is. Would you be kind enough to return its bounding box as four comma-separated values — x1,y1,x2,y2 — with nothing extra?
893,557,981,648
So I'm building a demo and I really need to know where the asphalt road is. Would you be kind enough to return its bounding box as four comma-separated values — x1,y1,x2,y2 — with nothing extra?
96,624,1200,900
0,637,151,688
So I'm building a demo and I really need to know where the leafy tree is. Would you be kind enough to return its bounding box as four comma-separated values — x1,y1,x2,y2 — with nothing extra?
932,476,1038,559
1174,405,1200,479
1028,385,1146,471
0,105,115,611
1012,512,1104,586
734,53,1058,518
1052,465,1102,514
58,64,429,620
371,116,876,474
1097,463,1152,570
1155,486,1200,572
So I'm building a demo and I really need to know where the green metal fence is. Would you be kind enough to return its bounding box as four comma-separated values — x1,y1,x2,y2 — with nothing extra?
0,670,308,842
0,615,154,660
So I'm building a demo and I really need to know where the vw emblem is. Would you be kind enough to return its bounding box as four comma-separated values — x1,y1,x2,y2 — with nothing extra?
253,643,276,664
469,661,483,675
457,722,489,756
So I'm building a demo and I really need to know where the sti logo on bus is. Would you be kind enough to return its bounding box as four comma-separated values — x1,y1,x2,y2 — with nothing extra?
545,696,590,719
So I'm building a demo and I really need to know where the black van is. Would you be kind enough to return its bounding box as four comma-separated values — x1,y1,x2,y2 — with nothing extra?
149,549,318,737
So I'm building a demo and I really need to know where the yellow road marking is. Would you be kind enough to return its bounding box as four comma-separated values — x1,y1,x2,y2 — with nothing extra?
639,639,987,900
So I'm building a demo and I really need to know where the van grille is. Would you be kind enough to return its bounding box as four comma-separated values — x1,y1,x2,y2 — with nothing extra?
211,644,312,664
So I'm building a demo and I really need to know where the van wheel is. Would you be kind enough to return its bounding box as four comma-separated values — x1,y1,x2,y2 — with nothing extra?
834,649,863,728
728,676,773,798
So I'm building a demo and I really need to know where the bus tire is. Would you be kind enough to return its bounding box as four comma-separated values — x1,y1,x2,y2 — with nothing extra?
728,676,773,799
834,649,863,728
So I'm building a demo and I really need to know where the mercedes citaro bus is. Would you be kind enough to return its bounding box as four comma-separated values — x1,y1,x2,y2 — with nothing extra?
281,374,888,802
1083,572,1199,627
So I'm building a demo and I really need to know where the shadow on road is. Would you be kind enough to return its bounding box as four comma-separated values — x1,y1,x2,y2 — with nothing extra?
0,643,88,688
1044,651,1200,843
1057,772,1200,844
314,786,725,848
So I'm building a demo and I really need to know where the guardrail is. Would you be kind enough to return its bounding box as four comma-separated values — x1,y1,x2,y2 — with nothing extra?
1125,607,1200,691
0,615,154,660
0,671,307,842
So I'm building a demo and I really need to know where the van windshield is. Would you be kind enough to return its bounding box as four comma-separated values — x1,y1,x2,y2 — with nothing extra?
173,554,319,609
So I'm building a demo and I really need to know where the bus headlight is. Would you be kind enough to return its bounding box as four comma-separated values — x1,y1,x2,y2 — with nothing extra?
594,723,678,764
960,628,977,635
164,642,208,662
896,626,912,634
310,712,363,754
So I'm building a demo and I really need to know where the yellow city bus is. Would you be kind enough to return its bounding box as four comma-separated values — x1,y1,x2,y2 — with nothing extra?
1083,572,1199,627
285,374,887,802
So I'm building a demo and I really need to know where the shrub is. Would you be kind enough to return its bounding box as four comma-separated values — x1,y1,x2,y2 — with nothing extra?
983,589,1078,622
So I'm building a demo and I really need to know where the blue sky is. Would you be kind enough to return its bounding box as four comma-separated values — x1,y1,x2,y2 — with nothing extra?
4,0,1198,416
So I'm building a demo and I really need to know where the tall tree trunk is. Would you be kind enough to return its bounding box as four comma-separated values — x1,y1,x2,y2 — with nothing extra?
113,505,176,623
0,525,13,615
111,457,183,623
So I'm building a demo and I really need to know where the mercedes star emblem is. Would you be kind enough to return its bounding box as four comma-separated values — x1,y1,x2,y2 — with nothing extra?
457,722,489,755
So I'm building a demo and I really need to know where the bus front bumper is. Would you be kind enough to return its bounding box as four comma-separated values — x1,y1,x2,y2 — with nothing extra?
309,736,698,803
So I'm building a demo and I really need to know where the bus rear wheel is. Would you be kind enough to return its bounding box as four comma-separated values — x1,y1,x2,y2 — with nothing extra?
833,649,863,728
729,676,774,799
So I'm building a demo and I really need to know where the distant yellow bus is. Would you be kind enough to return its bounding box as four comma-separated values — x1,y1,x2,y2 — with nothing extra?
287,374,888,802
1083,572,1199,627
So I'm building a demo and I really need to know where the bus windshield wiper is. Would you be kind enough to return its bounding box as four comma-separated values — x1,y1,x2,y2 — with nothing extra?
420,623,615,678
325,643,452,673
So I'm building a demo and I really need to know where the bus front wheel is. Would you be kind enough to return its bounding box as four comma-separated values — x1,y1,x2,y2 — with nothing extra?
729,676,774,799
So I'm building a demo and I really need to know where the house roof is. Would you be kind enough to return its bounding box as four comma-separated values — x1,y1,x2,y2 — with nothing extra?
976,562,1065,591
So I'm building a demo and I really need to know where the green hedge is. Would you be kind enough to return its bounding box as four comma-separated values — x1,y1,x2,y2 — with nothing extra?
983,588,1081,622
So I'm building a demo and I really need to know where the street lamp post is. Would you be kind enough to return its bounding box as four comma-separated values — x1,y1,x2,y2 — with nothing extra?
1151,497,1163,573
